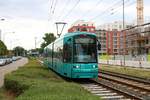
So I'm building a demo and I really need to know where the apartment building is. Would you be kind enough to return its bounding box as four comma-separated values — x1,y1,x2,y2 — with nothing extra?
97,21,132,31
96,21,129,55
96,29,122,55
126,23,150,56
68,20,95,33
96,30,106,54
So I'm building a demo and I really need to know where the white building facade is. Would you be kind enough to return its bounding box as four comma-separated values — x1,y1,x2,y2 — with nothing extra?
97,21,133,31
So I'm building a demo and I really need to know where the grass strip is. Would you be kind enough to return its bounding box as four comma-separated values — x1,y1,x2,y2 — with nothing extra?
0,88,4,99
3,59,100,100
100,64,150,80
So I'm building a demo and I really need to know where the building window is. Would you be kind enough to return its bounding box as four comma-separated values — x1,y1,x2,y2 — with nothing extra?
146,48,149,54
119,25,122,29
91,28,94,31
77,28,80,31
146,39,149,44
114,49,117,52
81,28,87,31
82,24,86,26
114,45,117,48
114,37,117,40
114,33,117,36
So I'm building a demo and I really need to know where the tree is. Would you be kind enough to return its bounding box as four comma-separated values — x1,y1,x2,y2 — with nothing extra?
40,33,56,53
41,33,56,48
13,46,26,56
0,40,7,56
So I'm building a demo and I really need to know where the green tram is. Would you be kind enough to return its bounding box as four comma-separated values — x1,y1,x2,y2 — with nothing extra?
43,32,100,78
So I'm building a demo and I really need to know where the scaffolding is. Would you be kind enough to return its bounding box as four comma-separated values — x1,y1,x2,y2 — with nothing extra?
125,23,150,56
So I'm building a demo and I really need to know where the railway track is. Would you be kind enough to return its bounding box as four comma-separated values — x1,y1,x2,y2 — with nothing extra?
81,81,132,100
79,70,150,100
99,70,150,100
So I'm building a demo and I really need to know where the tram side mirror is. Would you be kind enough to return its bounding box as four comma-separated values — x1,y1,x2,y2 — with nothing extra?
98,43,101,50
97,40,101,50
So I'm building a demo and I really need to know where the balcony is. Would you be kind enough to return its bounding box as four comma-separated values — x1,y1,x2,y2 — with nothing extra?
145,43,150,48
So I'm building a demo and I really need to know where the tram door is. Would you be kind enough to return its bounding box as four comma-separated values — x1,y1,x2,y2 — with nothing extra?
63,38,73,77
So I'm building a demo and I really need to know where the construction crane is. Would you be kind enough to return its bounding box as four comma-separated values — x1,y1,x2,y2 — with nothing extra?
137,0,144,25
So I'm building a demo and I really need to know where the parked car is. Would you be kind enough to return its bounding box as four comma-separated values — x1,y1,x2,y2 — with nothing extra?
0,58,6,66
6,57,13,64
12,56,22,61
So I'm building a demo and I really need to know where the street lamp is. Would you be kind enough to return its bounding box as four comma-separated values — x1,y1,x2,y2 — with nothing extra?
35,37,37,49
0,18,5,41
0,19,5,21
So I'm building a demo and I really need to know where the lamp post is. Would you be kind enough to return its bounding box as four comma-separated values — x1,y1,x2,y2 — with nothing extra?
35,37,37,49
122,0,126,66
123,0,125,30
0,29,1,41
0,18,5,41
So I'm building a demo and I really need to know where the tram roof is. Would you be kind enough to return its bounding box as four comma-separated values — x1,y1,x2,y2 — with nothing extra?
63,32,96,38
44,32,96,49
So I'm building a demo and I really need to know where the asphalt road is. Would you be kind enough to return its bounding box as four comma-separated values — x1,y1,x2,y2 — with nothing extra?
0,58,28,87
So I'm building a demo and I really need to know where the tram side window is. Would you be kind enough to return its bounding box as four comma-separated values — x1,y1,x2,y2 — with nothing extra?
63,43,72,63
44,48,48,57
57,46,63,61
60,46,63,61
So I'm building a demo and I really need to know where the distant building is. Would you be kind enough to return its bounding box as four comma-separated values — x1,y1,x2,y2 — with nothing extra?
68,20,96,33
126,23,150,56
27,50,39,57
96,21,133,55
96,30,106,54
96,30,124,55
97,21,133,31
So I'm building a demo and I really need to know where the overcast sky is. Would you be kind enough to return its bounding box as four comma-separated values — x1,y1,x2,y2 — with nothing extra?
0,0,150,50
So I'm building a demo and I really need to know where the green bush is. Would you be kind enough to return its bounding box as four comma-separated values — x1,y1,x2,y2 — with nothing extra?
0,89,4,99
5,78,29,96
148,54,150,62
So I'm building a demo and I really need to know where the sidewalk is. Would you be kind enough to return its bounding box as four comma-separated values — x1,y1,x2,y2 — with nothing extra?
0,58,28,88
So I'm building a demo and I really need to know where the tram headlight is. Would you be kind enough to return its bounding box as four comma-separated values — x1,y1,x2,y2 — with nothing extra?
93,65,97,68
73,66,80,68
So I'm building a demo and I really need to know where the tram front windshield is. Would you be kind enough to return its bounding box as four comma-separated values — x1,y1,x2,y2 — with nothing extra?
74,35,97,63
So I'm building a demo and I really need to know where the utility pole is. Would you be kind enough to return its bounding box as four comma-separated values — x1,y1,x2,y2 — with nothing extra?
123,0,126,66
123,0,125,30
35,37,37,49
0,18,5,41
0,30,1,41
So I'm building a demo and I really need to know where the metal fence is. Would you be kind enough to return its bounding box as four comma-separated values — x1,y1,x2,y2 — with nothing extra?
99,54,150,69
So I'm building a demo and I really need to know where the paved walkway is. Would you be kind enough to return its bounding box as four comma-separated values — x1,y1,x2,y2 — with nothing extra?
0,58,28,88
